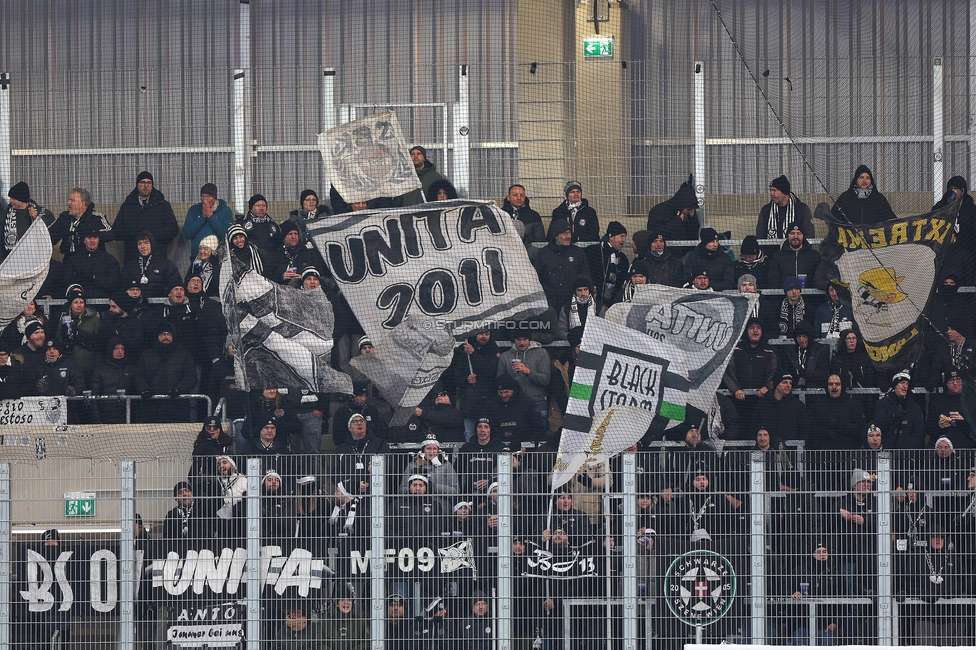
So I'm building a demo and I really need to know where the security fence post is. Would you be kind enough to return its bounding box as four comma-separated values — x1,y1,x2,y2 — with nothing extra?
876,452,893,645
118,460,136,649
749,451,766,645
497,453,513,650
621,453,638,650
370,454,387,649
0,463,10,649
246,458,262,648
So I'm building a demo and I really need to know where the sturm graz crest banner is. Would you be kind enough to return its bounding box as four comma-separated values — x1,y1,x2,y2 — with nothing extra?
0,217,50,330
317,111,421,204
816,200,956,370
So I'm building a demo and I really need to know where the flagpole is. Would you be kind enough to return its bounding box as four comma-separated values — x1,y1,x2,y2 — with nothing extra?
603,462,612,650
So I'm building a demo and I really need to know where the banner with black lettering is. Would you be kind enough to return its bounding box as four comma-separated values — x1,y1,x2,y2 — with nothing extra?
815,201,956,370
316,111,421,204
306,200,548,345
551,289,756,489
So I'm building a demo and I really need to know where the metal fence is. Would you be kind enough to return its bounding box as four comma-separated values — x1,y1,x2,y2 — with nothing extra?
3,447,975,648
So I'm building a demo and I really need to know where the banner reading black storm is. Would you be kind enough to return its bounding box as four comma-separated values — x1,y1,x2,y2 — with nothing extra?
819,202,957,370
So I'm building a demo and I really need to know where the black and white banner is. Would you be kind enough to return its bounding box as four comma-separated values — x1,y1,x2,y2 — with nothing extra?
349,315,457,425
306,200,548,344
220,254,353,394
0,217,50,330
317,111,421,204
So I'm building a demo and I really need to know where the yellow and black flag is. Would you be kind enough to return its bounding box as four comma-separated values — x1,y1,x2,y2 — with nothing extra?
815,199,959,371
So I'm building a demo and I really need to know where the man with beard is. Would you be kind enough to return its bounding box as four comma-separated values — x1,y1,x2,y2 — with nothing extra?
113,171,179,263
133,322,197,422
807,374,866,486
534,218,592,310
12,321,49,379
101,291,155,361
767,223,821,290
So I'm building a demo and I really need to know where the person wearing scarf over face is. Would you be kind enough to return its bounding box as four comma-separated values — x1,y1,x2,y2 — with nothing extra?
755,175,814,241
830,164,896,226
203,454,247,544
222,223,265,274
551,180,600,243
555,277,603,340
775,276,806,339
185,234,222,297
259,469,291,546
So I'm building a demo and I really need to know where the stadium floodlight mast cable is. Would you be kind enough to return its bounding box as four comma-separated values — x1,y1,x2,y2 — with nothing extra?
708,0,959,356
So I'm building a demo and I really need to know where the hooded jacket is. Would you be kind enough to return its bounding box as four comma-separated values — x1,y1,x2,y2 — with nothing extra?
807,384,866,449
132,324,198,396
637,249,684,288
89,337,136,423
682,240,735,291
830,165,896,226
449,335,503,420
120,230,182,298
496,341,551,412
114,186,179,263
398,159,445,207
872,388,926,449
646,180,701,245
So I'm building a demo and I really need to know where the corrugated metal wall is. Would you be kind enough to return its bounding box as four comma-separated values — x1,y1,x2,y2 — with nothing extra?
629,0,972,204
0,0,970,216
0,0,518,208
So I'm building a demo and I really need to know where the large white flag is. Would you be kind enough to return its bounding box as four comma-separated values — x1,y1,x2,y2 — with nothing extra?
0,217,50,330
220,255,352,394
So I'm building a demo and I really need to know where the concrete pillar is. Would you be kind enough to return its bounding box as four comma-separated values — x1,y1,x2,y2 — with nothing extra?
574,1,630,223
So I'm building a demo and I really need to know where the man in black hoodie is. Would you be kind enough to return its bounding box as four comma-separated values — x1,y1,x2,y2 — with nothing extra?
485,375,545,447
646,175,701,256
120,230,182,298
682,227,735,291
112,171,178,263
89,337,136,423
639,232,684,287
133,322,198,422
533,218,592,310
450,328,502,442
586,220,630,307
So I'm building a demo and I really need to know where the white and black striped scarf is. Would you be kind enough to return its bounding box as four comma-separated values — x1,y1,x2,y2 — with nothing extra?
766,195,797,239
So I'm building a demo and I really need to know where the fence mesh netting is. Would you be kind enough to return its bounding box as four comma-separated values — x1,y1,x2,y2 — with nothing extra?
2,0,976,648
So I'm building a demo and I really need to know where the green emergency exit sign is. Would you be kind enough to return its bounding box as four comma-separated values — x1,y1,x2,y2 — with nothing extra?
583,37,614,59
65,492,96,517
